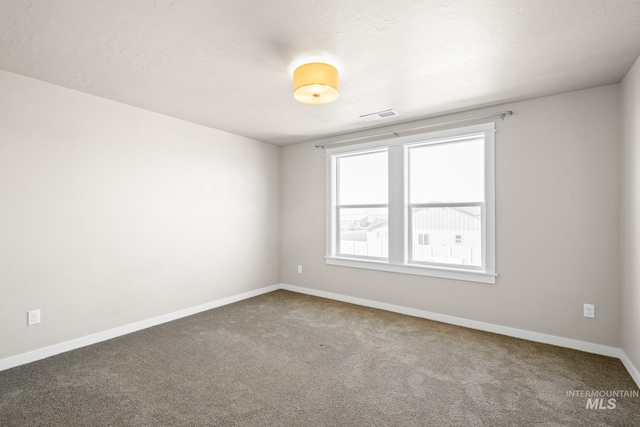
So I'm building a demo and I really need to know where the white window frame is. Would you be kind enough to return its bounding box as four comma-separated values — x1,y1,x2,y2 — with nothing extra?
325,123,496,284
334,149,389,261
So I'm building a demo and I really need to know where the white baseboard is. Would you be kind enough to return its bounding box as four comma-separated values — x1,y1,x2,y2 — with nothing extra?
279,284,623,360
0,284,280,372
3,282,638,390
620,351,640,389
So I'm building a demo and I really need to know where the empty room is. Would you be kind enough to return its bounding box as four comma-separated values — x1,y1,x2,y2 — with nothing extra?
2,0,640,425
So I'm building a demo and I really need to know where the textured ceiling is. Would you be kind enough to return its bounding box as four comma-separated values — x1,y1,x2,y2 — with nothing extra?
1,0,640,145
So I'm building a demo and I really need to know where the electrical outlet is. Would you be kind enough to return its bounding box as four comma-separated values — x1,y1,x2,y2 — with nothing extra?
297,265,303,274
583,304,595,319
28,309,41,326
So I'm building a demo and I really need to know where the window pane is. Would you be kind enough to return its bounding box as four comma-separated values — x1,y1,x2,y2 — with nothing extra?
411,206,481,266
338,151,388,205
339,207,388,258
409,138,484,203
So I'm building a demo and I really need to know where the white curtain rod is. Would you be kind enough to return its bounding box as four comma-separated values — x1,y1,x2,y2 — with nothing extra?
314,110,513,149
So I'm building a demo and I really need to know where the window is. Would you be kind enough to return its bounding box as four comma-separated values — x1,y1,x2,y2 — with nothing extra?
326,123,496,284
336,150,388,259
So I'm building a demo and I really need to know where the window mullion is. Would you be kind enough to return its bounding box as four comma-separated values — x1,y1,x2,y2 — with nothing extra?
388,145,404,265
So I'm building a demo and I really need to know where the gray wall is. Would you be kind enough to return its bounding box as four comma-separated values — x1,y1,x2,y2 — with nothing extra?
0,70,280,360
0,67,630,364
280,85,621,347
622,57,640,371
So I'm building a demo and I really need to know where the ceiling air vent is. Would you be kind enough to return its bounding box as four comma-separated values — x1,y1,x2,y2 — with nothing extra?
359,109,398,122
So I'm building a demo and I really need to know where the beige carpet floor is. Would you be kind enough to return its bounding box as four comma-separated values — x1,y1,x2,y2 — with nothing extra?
1,289,639,426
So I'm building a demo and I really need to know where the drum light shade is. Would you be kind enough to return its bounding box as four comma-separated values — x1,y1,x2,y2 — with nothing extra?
293,62,339,104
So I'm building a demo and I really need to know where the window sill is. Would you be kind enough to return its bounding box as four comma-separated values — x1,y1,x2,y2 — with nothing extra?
325,256,496,284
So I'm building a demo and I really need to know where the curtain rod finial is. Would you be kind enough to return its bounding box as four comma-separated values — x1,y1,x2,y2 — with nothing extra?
500,111,513,120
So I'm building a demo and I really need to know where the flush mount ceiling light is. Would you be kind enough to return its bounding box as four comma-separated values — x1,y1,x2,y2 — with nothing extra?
293,62,339,105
